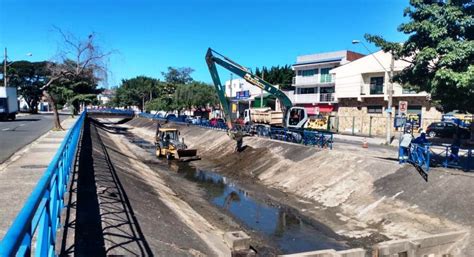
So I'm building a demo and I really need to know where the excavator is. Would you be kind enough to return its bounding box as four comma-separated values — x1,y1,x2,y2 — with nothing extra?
205,48,309,149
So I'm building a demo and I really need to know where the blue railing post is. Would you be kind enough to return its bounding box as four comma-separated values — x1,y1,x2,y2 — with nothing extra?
444,145,449,168
468,148,472,171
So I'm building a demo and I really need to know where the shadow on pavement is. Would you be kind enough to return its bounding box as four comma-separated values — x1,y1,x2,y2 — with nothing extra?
60,118,152,256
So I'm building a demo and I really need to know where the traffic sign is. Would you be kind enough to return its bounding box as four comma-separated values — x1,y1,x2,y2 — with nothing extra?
399,101,408,115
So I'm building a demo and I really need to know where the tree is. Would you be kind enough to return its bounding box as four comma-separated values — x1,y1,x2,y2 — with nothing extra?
113,76,161,111
145,82,218,113
173,82,219,110
365,0,474,112
161,67,194,84
5,61,49,113
42,28,113,129
254,65,295,90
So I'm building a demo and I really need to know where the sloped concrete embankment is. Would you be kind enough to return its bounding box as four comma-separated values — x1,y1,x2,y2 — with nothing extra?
126,118,473,256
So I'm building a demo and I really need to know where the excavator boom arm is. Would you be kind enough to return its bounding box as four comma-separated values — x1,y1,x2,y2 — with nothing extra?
205,48,294,129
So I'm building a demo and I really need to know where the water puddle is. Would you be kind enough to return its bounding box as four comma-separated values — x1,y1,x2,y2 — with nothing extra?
175,166,348,254
127,133,349,254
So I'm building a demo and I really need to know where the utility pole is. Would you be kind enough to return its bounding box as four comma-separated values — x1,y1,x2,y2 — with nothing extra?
260,71,264,108
229,73,234,119
229,73,233,97
3,48,7,87
386,52,395,144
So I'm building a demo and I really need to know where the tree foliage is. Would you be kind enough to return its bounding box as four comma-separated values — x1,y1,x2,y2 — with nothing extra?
161,67,194,84
365,0,474,112
254,65,295,90
3,61,49,113
113,74,218,113
114,76,161,111
172,82,219,110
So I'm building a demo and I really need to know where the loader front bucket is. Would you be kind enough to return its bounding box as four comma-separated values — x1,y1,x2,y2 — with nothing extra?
177,149,197,157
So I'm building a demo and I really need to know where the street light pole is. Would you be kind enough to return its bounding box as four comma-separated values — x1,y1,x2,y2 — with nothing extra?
3,48,33,88
387,53,395,144
3,48,7,87
352,40,394,144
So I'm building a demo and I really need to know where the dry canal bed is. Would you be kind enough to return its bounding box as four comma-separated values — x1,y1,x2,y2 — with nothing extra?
124,132,355,255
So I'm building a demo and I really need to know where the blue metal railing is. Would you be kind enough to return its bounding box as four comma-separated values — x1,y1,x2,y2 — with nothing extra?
87,108,134,116
0,111,86,256
138,113,333,149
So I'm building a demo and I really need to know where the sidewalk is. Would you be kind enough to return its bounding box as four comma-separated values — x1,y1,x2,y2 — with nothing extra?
0,117,77,239
333,133,400,147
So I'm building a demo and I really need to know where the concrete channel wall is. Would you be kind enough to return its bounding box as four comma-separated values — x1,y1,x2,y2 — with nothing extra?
125,118,474,256
373,231,467,257
280,248,366,257
279,231,467,257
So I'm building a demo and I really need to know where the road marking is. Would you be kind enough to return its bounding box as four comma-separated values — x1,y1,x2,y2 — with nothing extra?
19,124,25,127
2,128,10,131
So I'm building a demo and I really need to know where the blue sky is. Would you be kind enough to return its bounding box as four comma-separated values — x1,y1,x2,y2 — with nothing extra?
0,0,409,87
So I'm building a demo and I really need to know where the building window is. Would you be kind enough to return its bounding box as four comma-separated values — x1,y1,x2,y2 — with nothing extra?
320,86,334,94
320,68,332,83
370,77,384,95
297,69,318,77
367,105,383,114
297,87,317,94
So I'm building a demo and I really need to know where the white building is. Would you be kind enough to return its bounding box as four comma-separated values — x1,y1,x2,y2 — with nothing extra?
224,78,262,99
331,50,428,100
290,50,365,115
97,89,115,105
330,50,441,135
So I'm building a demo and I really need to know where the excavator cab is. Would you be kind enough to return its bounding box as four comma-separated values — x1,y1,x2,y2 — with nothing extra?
286,107,308,128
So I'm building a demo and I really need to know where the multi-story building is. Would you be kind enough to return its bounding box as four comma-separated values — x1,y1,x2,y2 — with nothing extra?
290,50,365,115
225,78,263,99
330,50,442,136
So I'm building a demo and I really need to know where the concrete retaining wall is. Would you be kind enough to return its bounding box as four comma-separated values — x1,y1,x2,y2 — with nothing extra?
374,231,467,257
280,248,366,257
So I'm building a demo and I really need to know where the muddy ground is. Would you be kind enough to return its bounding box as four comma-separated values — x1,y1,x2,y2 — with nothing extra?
122,117,474,256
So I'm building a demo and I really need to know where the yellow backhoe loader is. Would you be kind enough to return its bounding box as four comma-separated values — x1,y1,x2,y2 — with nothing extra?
155,127,199,161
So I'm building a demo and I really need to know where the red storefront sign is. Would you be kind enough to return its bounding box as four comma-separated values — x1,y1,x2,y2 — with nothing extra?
302,104,335,115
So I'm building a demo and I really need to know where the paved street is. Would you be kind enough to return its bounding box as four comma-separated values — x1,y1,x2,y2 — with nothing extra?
0,117,77,239
0,113,68,164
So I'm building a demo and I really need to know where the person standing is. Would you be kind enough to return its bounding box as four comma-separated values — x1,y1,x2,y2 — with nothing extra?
399,132,413,161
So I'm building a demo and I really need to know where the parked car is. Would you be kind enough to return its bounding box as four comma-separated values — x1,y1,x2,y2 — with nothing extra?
166,114,177,121
185,116,193,123
209,118,226,128
191,116,202,125
200,118,209,126
426,121,471,139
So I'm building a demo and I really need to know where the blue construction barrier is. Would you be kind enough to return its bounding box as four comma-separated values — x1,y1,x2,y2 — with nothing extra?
430,145,473,171
138,113,333,149
399,140,474,181
0,111,86,256
399,142,431,181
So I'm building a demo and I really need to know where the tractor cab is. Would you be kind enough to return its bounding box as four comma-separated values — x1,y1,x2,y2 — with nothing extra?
156,128,180,146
